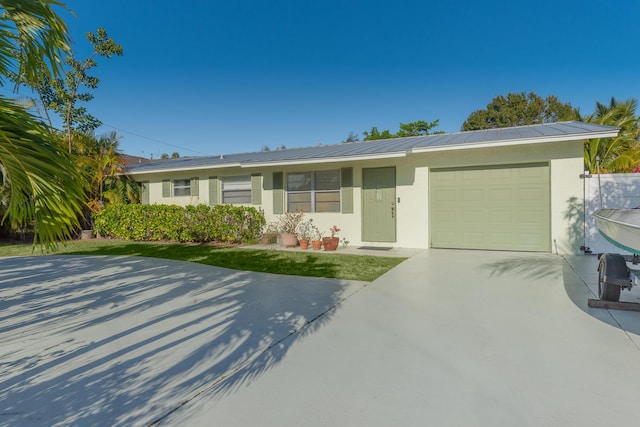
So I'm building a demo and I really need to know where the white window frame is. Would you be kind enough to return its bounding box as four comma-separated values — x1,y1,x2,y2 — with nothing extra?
222,175,252,204
286,170,340,212
173,179,191,197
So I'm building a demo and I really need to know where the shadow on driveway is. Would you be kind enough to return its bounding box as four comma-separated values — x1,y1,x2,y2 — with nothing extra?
0,255,365,426
478,253,563,281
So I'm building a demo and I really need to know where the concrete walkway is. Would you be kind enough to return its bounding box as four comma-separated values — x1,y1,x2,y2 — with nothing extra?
2,251,640,426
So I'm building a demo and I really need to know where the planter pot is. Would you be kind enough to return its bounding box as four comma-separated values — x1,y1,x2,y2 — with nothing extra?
280,232,298,248
311,240,322,250
322,237,339,251
299,239,310,250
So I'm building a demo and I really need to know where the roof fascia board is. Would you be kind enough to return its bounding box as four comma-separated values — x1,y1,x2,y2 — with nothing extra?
127,162,243,175
409,131,620,154
241,151,407,168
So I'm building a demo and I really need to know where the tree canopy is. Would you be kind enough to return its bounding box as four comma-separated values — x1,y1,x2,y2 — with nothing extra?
462,92,579,131
343,119,441,143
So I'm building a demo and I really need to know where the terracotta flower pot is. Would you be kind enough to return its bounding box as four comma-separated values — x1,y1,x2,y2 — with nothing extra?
280,232,298,248
311,240,322,250
299,239,310,250
322,237,339,251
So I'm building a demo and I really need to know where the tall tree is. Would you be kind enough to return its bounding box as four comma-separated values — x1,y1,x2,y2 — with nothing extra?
342,131,360,143
362,119,441,141
396,119,441,137
36,27,123,152
462,92,579,131
83,131,140,210
0,0,85,247
362,126,393,141
583,97,640,173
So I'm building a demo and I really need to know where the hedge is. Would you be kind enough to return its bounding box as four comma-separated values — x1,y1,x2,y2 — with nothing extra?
93,204,265,243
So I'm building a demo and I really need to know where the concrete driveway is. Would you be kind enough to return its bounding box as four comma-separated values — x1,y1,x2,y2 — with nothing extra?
2,251,640,426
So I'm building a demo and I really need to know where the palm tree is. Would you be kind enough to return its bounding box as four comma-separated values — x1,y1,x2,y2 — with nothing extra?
82,131,140,211
584,97,640,173
0,1,85,247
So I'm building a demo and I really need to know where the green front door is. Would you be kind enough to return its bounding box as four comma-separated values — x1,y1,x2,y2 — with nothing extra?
362,167,396,242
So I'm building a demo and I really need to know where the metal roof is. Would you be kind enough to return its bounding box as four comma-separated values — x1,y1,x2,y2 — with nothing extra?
127,121,619,174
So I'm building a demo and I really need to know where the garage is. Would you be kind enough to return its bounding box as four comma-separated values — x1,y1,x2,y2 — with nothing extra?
429,163,551,251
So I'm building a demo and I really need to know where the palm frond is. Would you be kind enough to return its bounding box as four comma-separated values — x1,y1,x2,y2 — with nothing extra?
0,97,84,248
585,98,640,173
0,0,72,84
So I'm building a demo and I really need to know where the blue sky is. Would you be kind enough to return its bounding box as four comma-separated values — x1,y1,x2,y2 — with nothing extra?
53,0,640,158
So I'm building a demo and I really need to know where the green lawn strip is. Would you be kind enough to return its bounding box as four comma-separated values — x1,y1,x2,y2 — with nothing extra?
0,240,406,282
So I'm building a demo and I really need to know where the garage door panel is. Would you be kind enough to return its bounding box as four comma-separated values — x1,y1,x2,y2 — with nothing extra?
520,209,545,223
462,170,483,180
462,209,484,222
488,188,513,202
489,232,512,245
462,189,483,201
521,232,545,244
488,169,514,180
462,232,483,244
433,189,456,202
519,187,545,201
430,164,550,252
520,167,545,178
489,210,513,223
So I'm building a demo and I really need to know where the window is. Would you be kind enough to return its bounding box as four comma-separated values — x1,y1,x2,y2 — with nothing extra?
173,179,191,197
287,170,340,212
222,175,251,204
163,178,198,198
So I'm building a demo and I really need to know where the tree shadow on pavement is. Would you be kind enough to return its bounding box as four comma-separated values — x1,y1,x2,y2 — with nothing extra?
478,253,563,281
0,255,362,426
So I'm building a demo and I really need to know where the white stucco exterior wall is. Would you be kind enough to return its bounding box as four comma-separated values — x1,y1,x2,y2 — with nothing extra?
550,155,585,254
131,139,585,253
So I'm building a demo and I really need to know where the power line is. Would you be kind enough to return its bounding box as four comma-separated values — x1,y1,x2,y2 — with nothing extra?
0,86,213,156
100,122,213,156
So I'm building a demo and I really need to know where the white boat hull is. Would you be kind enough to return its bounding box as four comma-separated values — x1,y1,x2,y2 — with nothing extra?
594,209,640,254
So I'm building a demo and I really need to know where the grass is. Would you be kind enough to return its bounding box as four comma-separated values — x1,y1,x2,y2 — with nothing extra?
0,240,406,282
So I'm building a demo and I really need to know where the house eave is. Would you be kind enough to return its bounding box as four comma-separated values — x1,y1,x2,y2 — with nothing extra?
408,131,620,154
241,151,407,168
127,162,243,176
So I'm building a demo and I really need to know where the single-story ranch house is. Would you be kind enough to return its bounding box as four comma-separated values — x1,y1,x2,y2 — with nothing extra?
126,121,619,254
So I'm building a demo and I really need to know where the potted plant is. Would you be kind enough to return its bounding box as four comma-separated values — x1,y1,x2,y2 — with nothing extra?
311,223,323,250
322,225,340,251
277,210,304,247
296,219,313,250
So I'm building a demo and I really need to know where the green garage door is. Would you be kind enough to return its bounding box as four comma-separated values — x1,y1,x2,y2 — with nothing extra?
430,163,550,251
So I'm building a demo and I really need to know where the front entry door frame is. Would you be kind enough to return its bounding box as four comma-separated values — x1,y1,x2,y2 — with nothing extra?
362,167,397,242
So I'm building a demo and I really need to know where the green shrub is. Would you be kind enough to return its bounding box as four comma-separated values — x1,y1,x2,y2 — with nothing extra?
93,204,265,244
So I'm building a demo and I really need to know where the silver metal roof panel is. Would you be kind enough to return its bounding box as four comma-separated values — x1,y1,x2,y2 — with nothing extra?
127,121,619,174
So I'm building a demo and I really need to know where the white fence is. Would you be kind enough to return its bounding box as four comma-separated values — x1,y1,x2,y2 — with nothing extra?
584,173,640,254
